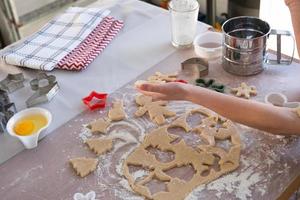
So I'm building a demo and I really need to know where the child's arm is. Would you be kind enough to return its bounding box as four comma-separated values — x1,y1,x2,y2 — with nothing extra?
138,82,300,135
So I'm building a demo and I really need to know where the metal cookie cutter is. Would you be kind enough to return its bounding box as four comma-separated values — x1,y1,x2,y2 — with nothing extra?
181,57,209,78
26,73,59,107
0,73,25,93
0,89,17,133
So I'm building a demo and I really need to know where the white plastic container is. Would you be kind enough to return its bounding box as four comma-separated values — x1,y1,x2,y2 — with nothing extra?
6,107,52,149
193,31,223,60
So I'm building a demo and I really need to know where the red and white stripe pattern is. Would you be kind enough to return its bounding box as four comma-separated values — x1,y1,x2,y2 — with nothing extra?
56,16,123,71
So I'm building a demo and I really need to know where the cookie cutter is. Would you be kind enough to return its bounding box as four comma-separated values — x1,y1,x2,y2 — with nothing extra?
173,79,188,84
26,73,59,107
82,91,108,111
265,92,300,108
0,73,25,93
73,191,96,200
181,57,209,78
0,89,17,133
0,88,10,106
195,78,225,93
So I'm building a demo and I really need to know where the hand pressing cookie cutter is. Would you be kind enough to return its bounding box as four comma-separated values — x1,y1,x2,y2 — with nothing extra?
82,91,108,111
26,73,59,107
0,89,17,133
0,73,25,93
265,92,300,108
195,78,225,93
181,57,209,78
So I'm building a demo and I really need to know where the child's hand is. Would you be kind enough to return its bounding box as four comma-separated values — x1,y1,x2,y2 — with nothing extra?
136,82,189,101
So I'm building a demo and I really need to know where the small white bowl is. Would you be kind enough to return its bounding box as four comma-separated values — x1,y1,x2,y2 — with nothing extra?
193,31,223,60
265,92,287,106
6,107,52,149
265,92,300,108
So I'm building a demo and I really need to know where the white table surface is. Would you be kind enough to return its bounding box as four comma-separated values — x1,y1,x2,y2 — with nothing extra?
0,0,209,164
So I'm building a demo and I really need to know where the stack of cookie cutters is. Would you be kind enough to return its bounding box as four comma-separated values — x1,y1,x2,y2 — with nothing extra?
0,89,17,133
181,57,209,78
265,92,300,108
0,73,25,93
26,73,59,107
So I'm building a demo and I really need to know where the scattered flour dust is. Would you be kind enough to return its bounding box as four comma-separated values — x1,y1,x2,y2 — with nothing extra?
78,125,92,142
186,156,267,200
78,118,147,198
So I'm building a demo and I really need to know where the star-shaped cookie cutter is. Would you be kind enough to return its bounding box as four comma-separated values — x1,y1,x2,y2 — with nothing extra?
26,73,59,107
173,79,188,84
0,73,25,93
82,91,108,111
0,89,16,133
181,57,209,78
195,78,225,93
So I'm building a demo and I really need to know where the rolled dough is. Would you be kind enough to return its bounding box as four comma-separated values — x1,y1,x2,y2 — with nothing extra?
135,95,176,125
123,108,241,200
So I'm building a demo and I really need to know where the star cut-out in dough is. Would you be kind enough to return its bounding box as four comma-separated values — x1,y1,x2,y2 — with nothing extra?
135,95,176,125
169,113,191,132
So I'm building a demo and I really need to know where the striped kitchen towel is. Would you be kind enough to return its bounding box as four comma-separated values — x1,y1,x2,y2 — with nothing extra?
0,7,121,71
57,16,123,71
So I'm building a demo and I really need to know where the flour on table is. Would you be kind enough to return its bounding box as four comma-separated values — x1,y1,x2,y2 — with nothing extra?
186,156,266,200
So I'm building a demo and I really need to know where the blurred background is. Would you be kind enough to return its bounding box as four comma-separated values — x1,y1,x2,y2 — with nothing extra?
0,0,298,59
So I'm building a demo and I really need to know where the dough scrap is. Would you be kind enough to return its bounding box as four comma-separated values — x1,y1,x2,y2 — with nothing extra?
231,82,257,99
169,113,191,132
123,108,241,200
134,71,177,87
134,80,165,88
85,138,113,155
88,118,110,134
108,100,126,121
147,72,178,82
135,94,176,125
69,157,98,178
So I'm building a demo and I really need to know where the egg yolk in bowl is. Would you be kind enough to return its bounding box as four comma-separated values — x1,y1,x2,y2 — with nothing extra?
14,114,48,136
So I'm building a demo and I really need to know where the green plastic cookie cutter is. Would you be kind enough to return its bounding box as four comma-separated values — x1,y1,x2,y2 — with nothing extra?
195,78,225,93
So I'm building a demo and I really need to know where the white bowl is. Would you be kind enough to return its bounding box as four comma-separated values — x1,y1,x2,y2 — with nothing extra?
6,107,52,149
193,31,223,60
265,92,300,108
265,92,287,106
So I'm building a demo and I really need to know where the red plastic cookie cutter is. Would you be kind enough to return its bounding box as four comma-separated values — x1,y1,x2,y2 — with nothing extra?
173,79,188,84
82,91,108,111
